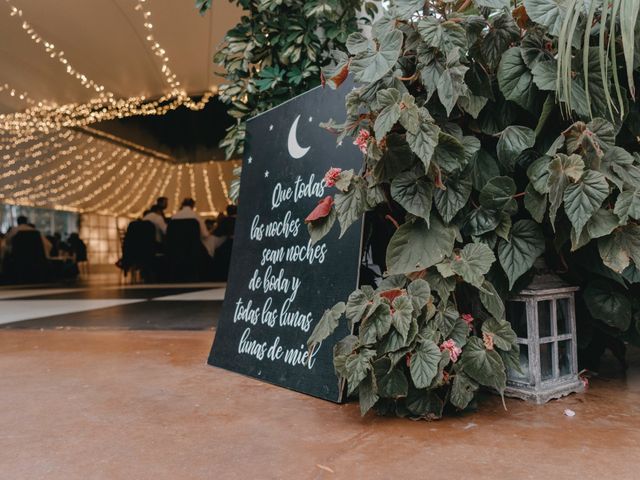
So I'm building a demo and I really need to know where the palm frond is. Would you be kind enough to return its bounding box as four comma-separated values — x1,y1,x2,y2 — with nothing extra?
556,0,639,121
620,0,640,99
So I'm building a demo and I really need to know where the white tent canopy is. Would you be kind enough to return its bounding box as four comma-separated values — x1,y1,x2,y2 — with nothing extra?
0,0,241,112
0,0,242,217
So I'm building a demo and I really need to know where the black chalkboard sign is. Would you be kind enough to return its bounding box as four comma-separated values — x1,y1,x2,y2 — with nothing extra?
208,83,363,402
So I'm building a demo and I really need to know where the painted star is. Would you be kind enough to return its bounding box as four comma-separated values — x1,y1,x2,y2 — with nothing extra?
269,124,274,131
247,156,252,164
264,170,269,178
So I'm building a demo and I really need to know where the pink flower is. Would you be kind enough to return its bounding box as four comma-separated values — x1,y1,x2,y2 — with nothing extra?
440,339,462,363
461,313,474,328
483,332,494,351
353,129,370,154
323,167,342,187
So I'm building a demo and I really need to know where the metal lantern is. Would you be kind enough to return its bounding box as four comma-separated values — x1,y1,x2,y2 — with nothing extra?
504,260,584,404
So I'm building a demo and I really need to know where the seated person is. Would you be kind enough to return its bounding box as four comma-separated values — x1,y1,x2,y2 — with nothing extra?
67,233,87,262
203,218,227,257
156,196,169,221
3,215,51,258
172,198,209,244
143,204,167,243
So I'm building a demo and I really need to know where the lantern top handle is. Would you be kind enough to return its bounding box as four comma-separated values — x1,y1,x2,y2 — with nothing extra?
513,256,580,297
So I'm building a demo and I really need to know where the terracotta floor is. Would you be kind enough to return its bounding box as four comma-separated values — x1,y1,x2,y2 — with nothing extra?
1,330,638,480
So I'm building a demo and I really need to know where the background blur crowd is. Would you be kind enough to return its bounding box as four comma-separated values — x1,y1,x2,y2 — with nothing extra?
118,196,236,283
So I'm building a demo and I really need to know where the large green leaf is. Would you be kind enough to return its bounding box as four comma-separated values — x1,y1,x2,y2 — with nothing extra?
360,303,392,344
394,0,424,20
433,132,466,173
600,147,640,191
344,348,377,394
450,372,479,410
524,0,567,36
307,207,337,244
373,88,401,139
598,224,640,273
479,176,517,211
346,32,374,55
481,318,517,351
563,170,609,238
480,14,520,69
547,153,585,226
357,371,379,416
468,150,501,191
498,219,545,289
464,207,501,236
408,278,431,311
399,93,420,134
564,118,616,158
391,295,414,341
345,287,375,324
521,28,554,68
434,174,472,223
524,183,547,222
587,208,619,239
496,126,535,171
406,109,440,170
436,52,470,116
374,133,414,182
479,280,506,320
614,188,640,223
495,211,512,240
457,94,488,119
527,156,551,194
531,60,558,92
451,242,496,288
333,335,358,377
307,302,345,348
474,0,510,7
334,181,367,237
386,217,457,274
351,29,403,83
584,283,632,331
409,340,442,388
458,336,507,393
497,47,538,111
417,18,467,52
378,368,409,399
391,170,434,222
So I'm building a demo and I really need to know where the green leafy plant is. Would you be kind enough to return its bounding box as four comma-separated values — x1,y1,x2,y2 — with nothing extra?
307,0,640,418
197,0,378,158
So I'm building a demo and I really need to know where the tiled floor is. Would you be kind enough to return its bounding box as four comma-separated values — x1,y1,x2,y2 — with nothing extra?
0,281,225,330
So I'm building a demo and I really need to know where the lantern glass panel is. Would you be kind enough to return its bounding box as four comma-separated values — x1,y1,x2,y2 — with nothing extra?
538,300,552,337
557,298,571,335
540,342,554,381
508,344,530,384
558,340,572,376
507,301,528,338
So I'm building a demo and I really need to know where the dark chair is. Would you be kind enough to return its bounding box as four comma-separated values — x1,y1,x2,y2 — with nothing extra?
4,230,51,284
120,220,157,282
211,238,233,281
165,219,213,282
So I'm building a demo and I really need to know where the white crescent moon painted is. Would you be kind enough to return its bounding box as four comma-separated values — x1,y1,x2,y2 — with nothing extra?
287,114,311,159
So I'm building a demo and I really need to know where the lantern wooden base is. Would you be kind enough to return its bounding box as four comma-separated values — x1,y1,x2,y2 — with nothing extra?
505,377,585,404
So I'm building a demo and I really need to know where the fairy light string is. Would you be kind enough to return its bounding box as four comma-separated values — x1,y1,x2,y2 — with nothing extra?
0,0,216,136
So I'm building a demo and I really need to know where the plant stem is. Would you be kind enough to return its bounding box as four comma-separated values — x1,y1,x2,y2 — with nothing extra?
385,214,400,229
